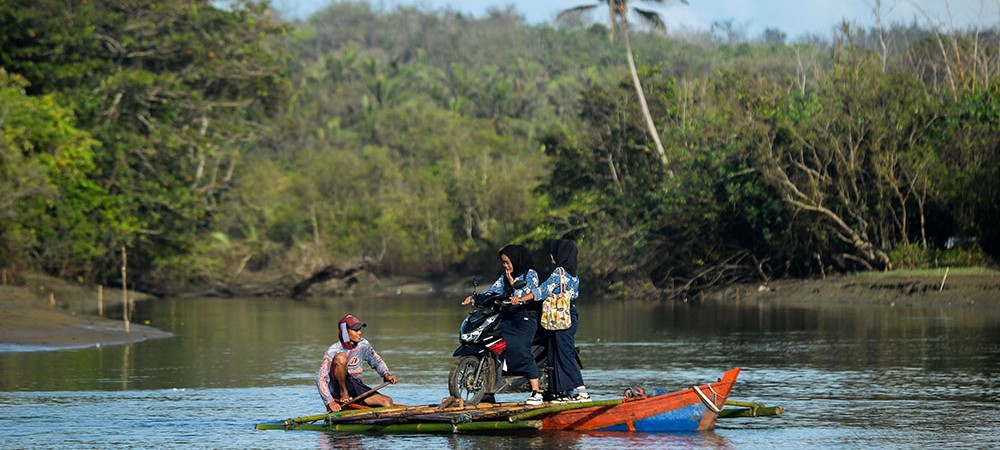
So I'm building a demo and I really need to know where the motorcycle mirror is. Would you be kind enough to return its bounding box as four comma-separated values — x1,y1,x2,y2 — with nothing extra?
512,280,526,290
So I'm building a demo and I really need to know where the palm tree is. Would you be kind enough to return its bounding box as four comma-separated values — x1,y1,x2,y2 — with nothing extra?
557,0,686,171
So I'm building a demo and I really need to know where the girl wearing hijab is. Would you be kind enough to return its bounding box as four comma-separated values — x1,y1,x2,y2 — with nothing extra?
463,244,543,404
511,239,588,403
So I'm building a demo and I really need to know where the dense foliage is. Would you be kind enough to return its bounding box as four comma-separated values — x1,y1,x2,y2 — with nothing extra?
1,0,288,286
1,0,996,296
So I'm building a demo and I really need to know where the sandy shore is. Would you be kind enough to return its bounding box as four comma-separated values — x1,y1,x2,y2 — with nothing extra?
0,305,173,352
0,273,173,352
2,269,997,352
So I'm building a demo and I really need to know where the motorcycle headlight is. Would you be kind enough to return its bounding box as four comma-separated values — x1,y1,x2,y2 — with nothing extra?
460,329,482,342
460,315,497,342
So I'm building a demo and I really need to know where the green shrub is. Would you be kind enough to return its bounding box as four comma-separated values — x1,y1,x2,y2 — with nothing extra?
888,243,932,270
937,245,993,267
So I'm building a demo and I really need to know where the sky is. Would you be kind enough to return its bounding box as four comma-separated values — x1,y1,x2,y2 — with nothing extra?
273,0,1000,40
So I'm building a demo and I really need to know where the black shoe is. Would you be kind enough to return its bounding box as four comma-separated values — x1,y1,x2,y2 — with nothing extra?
550,393,572,404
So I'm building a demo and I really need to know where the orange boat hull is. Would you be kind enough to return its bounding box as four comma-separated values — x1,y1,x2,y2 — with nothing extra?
539,367,741,432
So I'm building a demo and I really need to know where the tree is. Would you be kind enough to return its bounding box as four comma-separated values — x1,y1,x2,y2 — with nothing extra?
557,0,688,172
0,0,289,282
0,69,101,274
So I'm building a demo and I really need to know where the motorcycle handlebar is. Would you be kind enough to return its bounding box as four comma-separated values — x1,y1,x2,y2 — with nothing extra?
467,294,513,310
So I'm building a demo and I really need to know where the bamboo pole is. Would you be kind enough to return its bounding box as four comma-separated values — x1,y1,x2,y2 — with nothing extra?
326,402,530,424
410,405,539,423
122,247,129,334
257,419,543,433
718,405,784,418
284,401,534,426
724,400,766,408
98,284,103,317
49,292,55,309
283,406,408,426
507,399,624,423
939,267,950,291
718,400,784,418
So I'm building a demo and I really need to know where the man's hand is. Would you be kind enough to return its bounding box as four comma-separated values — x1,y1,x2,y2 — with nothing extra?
326,400,342,413
385,374,398,384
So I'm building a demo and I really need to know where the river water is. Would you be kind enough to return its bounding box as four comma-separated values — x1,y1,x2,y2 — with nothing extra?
1,295,998,449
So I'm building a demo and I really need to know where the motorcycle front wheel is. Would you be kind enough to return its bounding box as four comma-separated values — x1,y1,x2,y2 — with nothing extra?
448,355,495,405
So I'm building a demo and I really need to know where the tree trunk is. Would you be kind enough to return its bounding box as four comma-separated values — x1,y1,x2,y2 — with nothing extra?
620,22,672,177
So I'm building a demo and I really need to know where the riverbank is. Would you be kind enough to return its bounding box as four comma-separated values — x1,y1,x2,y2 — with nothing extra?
2,268,998,351
703,267,1000,308
0,272,173,352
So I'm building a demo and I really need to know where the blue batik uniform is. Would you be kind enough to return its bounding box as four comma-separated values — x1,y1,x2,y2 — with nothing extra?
474,270,540,318
474,270,541,379
534,267,583,395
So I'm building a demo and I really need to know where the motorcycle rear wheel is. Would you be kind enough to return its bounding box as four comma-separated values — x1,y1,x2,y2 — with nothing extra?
448,355,495,405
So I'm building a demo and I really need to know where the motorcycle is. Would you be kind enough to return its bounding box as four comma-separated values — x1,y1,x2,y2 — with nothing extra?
447,279,580,405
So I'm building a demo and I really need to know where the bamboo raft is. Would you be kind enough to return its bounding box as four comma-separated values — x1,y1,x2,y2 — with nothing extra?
718,400,785,418
255,368,781,434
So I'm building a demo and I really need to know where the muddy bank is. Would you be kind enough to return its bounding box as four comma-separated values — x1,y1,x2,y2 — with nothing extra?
0,305,172,352
704,270,1000,309
0,273,172,352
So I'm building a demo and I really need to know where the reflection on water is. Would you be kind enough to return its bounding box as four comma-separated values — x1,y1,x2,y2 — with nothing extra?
313,430,736,450
1,295,998,449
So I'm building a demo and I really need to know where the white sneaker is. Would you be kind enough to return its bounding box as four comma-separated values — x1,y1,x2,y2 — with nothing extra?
526,391,544,406
571,392,592,403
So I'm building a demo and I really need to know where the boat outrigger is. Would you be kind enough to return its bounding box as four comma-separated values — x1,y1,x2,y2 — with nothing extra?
255,368,776,434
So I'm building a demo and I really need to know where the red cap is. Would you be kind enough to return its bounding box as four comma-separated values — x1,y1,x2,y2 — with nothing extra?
340,314,366,331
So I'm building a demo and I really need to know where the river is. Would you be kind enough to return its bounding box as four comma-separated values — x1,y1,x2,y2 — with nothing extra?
1,295,998,448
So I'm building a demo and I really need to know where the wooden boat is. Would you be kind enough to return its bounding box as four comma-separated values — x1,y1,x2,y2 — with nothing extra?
256,368,742,434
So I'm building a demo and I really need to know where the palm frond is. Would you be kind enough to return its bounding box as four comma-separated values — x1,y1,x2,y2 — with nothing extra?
636,0,689,5
631,7,665,30
555,4,600,22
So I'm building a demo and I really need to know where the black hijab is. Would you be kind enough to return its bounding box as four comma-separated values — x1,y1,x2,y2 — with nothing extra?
498,244,534,310
499,244,533,279
547,239,578,277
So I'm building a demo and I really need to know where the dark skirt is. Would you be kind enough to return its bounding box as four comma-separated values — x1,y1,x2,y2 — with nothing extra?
501,313,540,380
547,304,583,394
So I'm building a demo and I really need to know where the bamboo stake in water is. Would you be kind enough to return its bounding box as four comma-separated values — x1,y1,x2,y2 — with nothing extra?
122,247,129,334
98,284,103,317
939,267,949,291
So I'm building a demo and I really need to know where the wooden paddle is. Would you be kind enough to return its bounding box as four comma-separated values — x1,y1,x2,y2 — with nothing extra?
340,380,392,406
